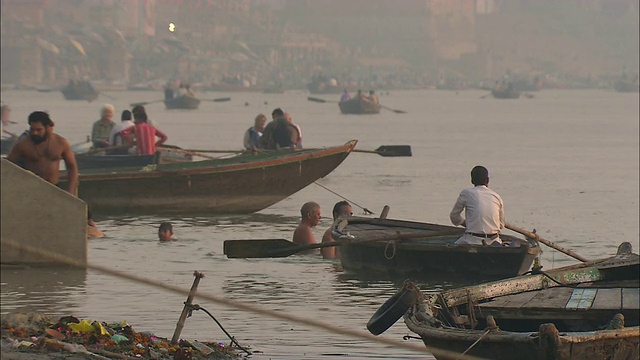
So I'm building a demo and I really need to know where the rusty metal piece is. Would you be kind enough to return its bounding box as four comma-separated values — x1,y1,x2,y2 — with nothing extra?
171,271,205,345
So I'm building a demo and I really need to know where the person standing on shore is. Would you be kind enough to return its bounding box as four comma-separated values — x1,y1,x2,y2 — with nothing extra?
6,111,78,196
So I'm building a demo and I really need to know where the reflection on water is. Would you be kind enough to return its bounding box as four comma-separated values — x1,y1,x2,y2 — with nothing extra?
1,266,87,315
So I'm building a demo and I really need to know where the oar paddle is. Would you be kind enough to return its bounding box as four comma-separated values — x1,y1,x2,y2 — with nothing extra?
99,92,116,100
157,146,217,160
130,99,165,107
200,97,231,102
223,228,464,259
505,223,588,262
307,96,337,103
353,145,412,157
380,105,407,114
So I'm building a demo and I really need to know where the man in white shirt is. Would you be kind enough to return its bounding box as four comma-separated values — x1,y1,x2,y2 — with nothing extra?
450,165,505,245
108,110,135,154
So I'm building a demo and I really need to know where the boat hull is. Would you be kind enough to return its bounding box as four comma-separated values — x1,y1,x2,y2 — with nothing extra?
61,85,98,101
338,97,381,114
491,88,521,99
338,218,540,280
60,141,356,215
164,95,200,109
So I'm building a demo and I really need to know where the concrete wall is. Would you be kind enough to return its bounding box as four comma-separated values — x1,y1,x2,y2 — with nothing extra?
1,159,87,267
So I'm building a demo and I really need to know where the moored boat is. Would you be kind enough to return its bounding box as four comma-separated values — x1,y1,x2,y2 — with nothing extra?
334,213,541,280
164,94,200,109
491,88,521,99
61,80,99,101
338,96,382,115
614,80,639,93
380,243,640,360
59,140,357,215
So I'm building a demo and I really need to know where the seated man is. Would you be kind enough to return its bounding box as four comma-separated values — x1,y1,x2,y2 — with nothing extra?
243,113,267,150
450,165,505,246
121,111,168,156
91,104,116,149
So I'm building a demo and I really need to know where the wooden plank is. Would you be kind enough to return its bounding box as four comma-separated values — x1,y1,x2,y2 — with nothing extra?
519,287,575,309
622,288,639,310
565,288,597,310
479,290,540,310
590,288,622,310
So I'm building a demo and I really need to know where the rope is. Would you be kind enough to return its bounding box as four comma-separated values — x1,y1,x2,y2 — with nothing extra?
384,240,397,259
185,303,252,355
0,239,487,360
456,329,491,360
313,182,374,215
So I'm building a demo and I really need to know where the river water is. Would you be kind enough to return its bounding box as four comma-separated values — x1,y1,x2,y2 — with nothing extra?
1,89,638,359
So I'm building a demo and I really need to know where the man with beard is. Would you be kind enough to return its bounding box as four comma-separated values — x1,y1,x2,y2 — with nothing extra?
6,111,78,196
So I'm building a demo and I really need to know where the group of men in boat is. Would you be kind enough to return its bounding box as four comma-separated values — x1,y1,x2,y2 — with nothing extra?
293,165,505,259
90,103,168,156
163,80,195,101
340,88,379,104
243,107,302,151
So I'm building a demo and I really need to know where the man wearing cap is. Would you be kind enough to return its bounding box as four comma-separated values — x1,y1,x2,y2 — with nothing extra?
450,165,505,245
6,111,78,196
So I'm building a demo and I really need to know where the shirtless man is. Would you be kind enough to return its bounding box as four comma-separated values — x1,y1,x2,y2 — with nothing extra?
6,111,78,196
321,201,353,259
292,201,322,247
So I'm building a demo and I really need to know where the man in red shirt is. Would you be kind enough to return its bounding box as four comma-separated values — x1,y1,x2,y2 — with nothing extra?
121,111,167,155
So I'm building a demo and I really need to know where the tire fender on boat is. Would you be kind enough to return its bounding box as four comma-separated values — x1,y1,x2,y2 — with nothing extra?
367,282,419,335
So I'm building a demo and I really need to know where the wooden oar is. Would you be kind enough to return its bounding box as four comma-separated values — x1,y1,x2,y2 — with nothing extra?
505,223,588,262
130,99,165,107
353,145,412,157
307,96,336,103
157,146,217,160
200,97,231,102
223,228,464,259
380,105,407,114
99,92,116,100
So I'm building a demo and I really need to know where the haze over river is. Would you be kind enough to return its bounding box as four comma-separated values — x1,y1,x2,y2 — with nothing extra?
1,88,638,359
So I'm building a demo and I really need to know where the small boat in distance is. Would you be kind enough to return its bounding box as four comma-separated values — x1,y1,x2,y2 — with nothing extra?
491,87,521,99
334,212,540,280
339,96,381,115
61,80,99,101
164,94,200,110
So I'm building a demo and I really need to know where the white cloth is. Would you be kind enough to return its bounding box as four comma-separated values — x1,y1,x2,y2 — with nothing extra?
109,120,135,145
450,185,504,245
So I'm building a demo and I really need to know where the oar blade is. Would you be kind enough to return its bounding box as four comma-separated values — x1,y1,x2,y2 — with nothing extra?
223,239,297,258
374,145,412,157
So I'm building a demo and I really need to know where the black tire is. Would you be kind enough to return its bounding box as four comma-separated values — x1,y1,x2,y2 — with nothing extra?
367,286,418,335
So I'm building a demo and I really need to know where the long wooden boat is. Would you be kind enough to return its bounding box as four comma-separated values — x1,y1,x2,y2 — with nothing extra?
307,79,342,94
338,96,382,115
491,88,521,99
164,95,200,109
391,243,639,360
74,149,192,170
614,80,639,93
59,140,357,215
205,82,265,92
61,82,99,101
334,214,541,280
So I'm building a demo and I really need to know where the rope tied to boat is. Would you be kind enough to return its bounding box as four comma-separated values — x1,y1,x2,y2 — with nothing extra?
455,316,500,360
313,182,374,215
384,239,397,259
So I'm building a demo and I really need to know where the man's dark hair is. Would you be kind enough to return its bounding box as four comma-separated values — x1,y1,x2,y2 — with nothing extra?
134,111,148,123
159,222,173,232
332,200,351,219
271,108,284,117
132,105,146,116
471,165,489,186
121,110,132,121
28,111,53,127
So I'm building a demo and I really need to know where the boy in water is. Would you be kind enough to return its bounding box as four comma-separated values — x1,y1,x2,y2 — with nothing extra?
158,222,174,241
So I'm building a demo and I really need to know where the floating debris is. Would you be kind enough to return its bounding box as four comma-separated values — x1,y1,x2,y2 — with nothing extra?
1,313,244,359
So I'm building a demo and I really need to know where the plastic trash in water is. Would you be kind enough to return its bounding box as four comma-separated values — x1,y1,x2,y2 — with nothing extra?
110,334,129,344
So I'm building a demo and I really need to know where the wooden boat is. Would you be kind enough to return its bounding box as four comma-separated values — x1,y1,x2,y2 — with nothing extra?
491,88,521,99
61,81,99,101
75,149,192,170
614,80,639,93
389,243,639,360
206,82,265,92
59,140,357,215
338,96,382,115
334,214,541,280
164,95,200,109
